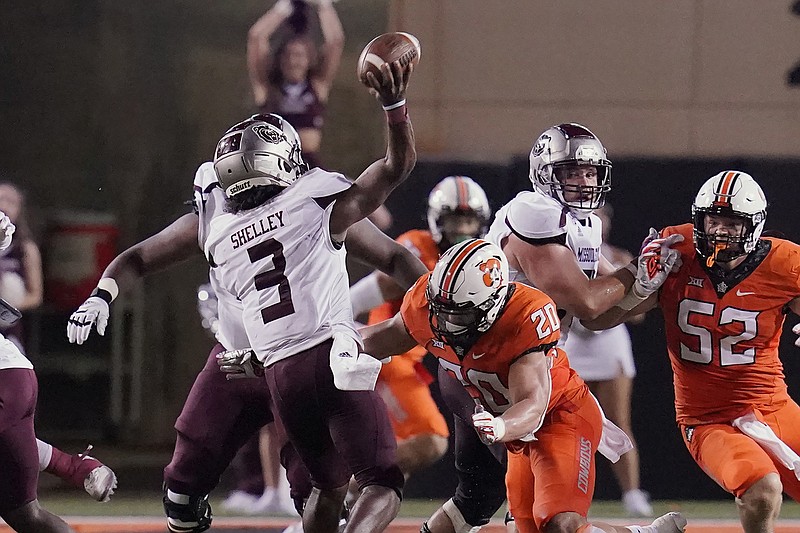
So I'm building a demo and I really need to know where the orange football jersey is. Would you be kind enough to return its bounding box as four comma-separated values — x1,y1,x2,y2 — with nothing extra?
659,223,800,425
400,274,586,417
369,229,440,361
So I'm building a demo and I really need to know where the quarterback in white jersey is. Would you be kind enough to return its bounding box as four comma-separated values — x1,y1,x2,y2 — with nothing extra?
206,60,415,533
67,126,426,533
205,167,357,366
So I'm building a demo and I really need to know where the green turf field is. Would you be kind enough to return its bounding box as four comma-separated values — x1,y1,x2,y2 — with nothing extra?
35,490,800,521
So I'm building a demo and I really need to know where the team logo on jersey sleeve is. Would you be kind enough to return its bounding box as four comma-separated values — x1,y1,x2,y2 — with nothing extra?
480,258,504,288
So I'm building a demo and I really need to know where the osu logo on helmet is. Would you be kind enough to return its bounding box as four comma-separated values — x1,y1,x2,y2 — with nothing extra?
480,258,503,288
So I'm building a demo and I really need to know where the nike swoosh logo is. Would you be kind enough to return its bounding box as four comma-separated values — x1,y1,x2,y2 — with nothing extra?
472,353,485,359
736,290,756,296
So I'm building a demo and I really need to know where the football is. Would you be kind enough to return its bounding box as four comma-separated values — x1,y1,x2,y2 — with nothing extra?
357,32,421,86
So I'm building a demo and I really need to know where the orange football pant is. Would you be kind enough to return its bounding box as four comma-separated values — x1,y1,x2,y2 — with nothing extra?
376,355,449,441
681,399,800,500
506,390,603,533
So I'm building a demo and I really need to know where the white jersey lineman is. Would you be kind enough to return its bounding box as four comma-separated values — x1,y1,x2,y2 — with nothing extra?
200,165,358,367
193,163,250,351
485,189,602,344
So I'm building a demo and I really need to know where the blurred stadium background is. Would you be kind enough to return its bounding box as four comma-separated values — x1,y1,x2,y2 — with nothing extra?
1,0,799,529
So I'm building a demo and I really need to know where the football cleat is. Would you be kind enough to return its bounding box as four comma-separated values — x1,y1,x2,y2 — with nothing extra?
649,512,687,532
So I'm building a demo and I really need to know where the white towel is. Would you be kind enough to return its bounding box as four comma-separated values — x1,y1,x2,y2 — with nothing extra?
590,392,634,463
329,332,383,391
732,411,800,481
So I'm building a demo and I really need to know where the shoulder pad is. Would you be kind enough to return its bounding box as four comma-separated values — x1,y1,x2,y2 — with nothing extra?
193,162,219,193
505,191,568,240
289,168,352,199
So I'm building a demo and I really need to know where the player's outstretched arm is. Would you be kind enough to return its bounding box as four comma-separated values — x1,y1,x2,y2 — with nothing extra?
346,218,427,292
329,60,416,236
472,351,551,444
504,233,633,321
67,213,200,344
582,293,659,331
360,312,417,360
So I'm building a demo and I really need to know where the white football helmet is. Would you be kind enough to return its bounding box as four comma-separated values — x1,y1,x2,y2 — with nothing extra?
692,170,767,264
427,176,491,245
529,123,611,218
213,114,307,197
427,239,510,346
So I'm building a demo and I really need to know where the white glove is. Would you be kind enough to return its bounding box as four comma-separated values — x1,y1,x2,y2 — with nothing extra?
793,323,800,348
67,297,110,344
472,407,506,445
630,228,684,298
216,348,264,380
0,212,15,251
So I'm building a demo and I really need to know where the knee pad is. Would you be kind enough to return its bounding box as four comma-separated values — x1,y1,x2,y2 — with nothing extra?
163,488,212,532
443,498,483,533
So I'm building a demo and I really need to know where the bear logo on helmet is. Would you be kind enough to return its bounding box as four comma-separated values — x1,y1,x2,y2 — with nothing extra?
532,134,550,157
252,125,284,144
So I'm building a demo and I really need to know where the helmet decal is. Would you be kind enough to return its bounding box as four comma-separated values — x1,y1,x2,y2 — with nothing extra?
252,124,284,144
480,258,503,288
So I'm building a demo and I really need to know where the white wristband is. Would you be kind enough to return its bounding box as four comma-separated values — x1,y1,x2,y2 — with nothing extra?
617,287,648,311
349,273,385,317
493,417,506,441
382,99,406,111
97,277,120,303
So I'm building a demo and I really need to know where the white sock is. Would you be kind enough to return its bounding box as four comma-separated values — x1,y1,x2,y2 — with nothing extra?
36,439,53,472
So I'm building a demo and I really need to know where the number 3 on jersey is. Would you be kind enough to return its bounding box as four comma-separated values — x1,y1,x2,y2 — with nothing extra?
248,238,295,323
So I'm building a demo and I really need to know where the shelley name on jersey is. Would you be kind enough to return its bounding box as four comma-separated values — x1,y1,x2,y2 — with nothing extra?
230,211,286,249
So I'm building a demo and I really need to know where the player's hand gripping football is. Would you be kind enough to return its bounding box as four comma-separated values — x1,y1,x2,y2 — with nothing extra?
792,323,800,348
364,59,413,109
472,404,506,445
630,228,684,298
216,348,264,380
0,211,15,251
67,297,110,344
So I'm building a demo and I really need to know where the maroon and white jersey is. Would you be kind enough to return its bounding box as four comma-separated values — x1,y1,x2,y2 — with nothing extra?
202,166,358,366
486,190,603,343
